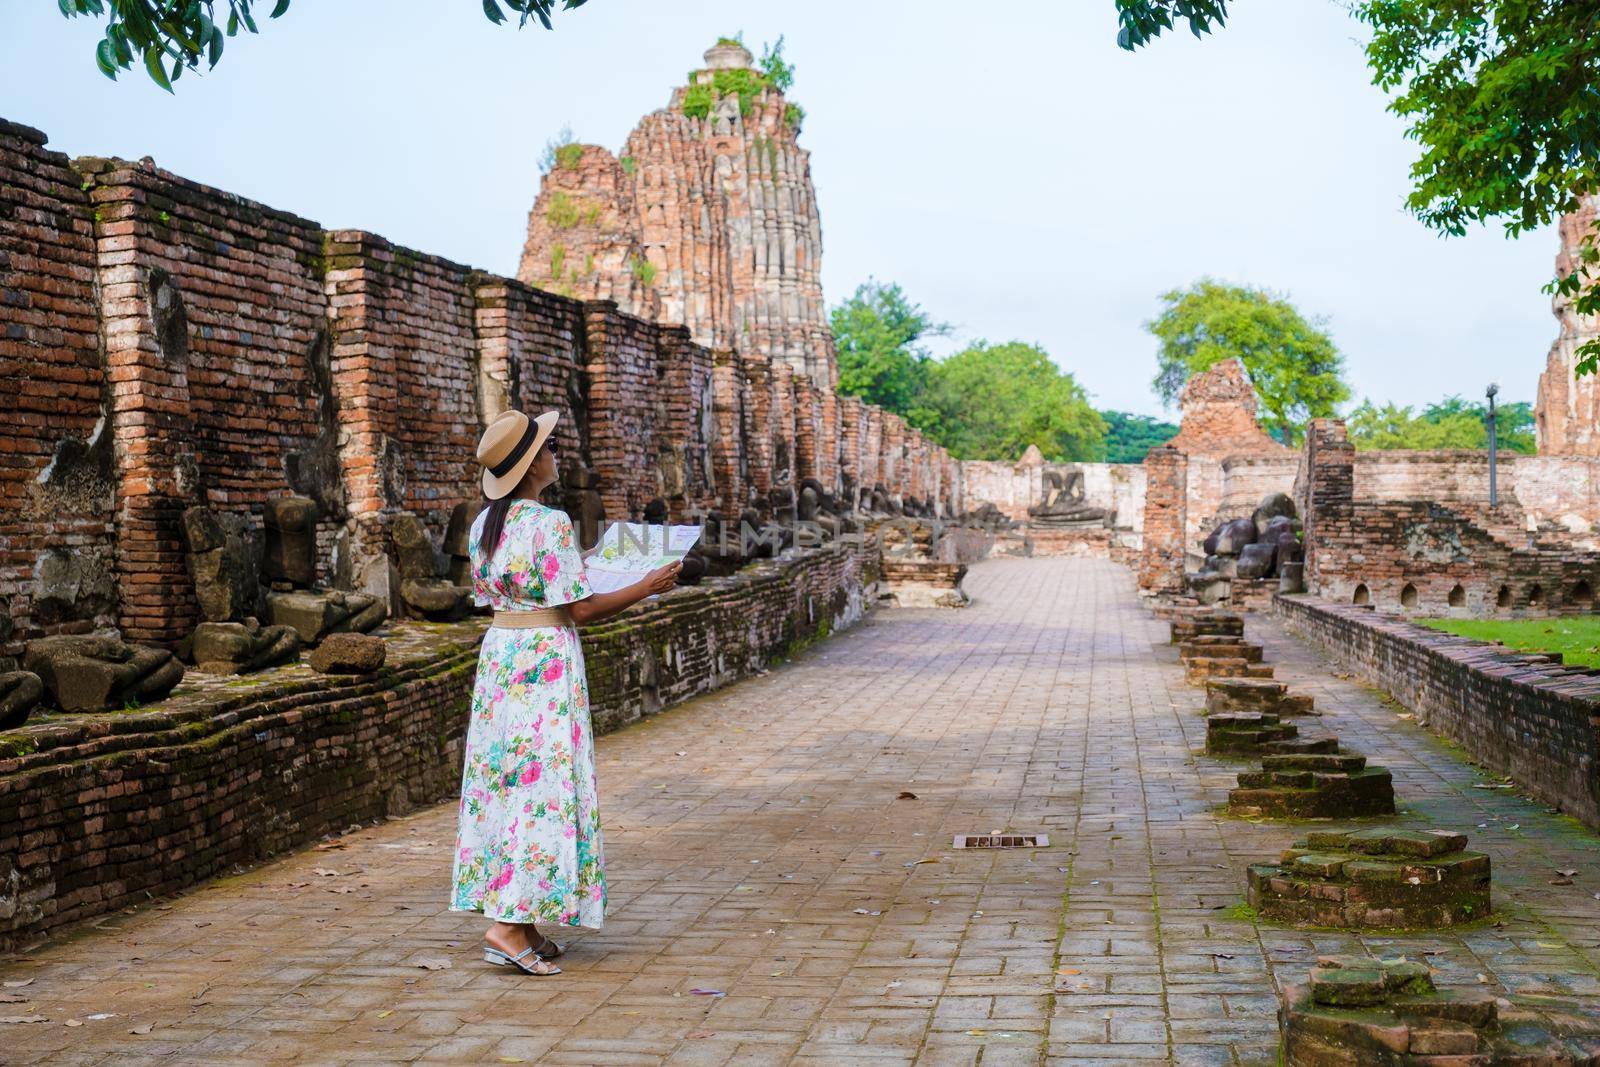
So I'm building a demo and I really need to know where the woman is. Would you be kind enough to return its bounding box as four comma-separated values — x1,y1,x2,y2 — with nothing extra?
451,409,681,976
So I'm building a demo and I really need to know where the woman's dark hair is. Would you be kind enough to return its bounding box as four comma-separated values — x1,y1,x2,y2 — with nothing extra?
476,440,555,565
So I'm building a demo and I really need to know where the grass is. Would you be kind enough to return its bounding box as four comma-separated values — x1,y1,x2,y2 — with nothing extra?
1415,615,1600,668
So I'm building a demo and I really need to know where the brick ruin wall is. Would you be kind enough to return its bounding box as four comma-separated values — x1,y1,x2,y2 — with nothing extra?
1535,194,1600,455
0,118,960,654
1299,419,1600,616
1275,594,1600,831
0,538,876,950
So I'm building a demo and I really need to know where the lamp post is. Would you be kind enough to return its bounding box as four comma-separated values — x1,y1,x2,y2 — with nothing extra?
1485,383,1499,508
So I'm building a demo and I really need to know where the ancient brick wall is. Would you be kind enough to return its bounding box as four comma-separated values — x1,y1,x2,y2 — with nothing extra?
0,121,113,652
1534,195,1600,455
1138,446,1187,595
469,277,590,459
83,158,334,644
1276,594,1600,830
323,231,482,600
0,537,878,950
0,117,961,647
1300,420,1600,614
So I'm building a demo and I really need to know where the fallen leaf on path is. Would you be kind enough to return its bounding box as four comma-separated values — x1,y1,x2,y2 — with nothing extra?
965,1028,987,1036
314,841,347,851
897,791,917,800
1558,869,1578,877
686,1031,715,1039
3,980,33,989
376,1010,394,1019
65,1019,83,1028
285,882,311,889
414,958,451,971
499,1058,526,1063
0,994,27,1004
1551,877,1575,885
1057,968,1081,976
688,989,724,997
129,1023,154,1035
0,1016,47,1025
312,868,340,878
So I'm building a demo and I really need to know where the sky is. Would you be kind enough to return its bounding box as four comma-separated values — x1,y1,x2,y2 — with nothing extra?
0,0,1562,419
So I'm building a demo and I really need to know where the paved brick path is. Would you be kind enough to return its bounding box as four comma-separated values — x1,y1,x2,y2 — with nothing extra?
5,558,1600,1065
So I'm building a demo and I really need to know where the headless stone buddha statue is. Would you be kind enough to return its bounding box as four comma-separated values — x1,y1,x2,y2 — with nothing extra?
179,504,302,674
1028,468,1110,528
257,497,387,643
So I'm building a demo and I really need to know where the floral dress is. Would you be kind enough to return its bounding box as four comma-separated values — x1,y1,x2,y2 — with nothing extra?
450,500,605,928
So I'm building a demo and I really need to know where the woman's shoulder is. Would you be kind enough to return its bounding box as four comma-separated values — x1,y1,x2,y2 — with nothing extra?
510,500,572,529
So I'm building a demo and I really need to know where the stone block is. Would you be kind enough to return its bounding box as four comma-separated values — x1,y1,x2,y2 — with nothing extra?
265,590,386,645
1180,638,1263,663
179,506,263,622
1185,656,1274,684
1281,956,1600,1065
1229,754,1396,820
0,671,43,730
308,633,386,674
1170,611,1244,643
190,620,301,675
391,512,443,581
1206,677,1316,716
1214,517,1258,555
262,496,320,587
1235,541,1276,579
400,578,472,621
22,635,184,712
1249,829,1488,928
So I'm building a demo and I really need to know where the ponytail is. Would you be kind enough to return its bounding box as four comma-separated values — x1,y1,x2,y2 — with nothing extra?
476,495,515,568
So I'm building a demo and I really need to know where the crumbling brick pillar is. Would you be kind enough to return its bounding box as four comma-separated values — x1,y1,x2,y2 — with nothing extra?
1302,418,1355,596
710,348,748,513
1139,445,1188,597
85,164,201,645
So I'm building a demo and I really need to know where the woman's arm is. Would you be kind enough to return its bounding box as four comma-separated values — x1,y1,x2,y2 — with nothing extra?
567,561,682,626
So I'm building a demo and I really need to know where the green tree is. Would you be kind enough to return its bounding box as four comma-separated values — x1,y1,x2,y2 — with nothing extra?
1148,279,1349,445
830,280,947,418
1099,410,1178,463
59,0,589,91
920,342,1106,462
1348,394,1536,453
1114,0,1600,375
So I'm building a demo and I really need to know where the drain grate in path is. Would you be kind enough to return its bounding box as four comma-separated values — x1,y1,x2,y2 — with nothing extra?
952,833,1048,849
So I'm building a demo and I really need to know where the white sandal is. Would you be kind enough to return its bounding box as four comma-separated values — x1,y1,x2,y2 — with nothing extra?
483,944,561,976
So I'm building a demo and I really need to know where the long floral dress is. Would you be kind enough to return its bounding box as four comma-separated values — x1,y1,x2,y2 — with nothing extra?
450,500,606,928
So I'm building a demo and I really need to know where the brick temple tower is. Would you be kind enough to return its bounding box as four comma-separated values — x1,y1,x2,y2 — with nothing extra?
518,40,836,388
1534,195,1600,455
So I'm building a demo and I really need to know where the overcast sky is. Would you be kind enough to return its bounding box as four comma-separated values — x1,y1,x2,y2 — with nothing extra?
1,0,1561,418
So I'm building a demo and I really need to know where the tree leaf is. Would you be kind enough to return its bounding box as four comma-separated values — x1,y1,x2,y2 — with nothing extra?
95,37,119,78
482,0,506,23
271,0,291,16
143,46,173,92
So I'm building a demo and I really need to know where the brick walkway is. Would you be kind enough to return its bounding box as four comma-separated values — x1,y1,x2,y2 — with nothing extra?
5,558,1600,1065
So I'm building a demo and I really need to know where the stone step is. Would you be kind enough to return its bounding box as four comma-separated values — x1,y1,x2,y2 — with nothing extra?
1204,677,1315,716
1184,658,1274,684
1179,640,1263,663
1170,612,1244,643
1229,766,1395,819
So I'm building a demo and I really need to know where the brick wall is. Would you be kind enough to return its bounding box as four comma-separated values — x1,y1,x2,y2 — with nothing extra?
0,119,961,645
1301,420,1600,615
1275,594,1600,830
0,537,878,950
0,120,112,651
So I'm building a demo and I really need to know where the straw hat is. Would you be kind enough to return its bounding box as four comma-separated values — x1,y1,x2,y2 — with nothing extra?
477,409,559,500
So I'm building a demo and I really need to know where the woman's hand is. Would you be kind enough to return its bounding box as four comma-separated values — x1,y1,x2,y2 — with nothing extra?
568,561,682,626
642,561,682,597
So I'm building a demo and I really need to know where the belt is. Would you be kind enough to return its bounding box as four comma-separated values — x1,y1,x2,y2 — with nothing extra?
492,607,574,629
